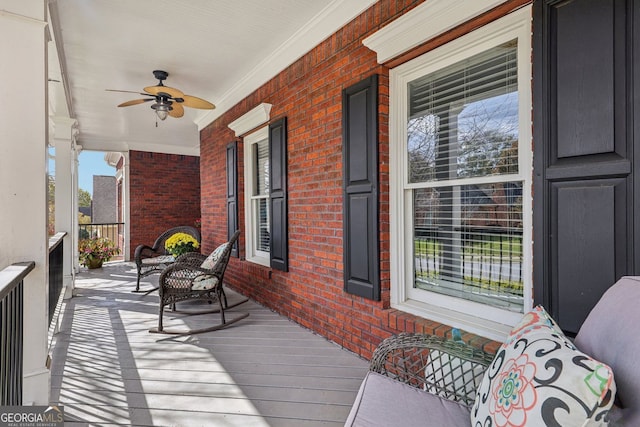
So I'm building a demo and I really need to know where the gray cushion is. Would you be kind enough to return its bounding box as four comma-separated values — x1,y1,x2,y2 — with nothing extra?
575,276,640,425
345,371,471,427
141,255,174,265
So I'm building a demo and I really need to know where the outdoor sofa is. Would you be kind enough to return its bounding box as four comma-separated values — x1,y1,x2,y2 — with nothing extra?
346,276,640,426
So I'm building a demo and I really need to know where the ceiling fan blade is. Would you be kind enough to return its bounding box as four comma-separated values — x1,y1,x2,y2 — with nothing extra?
168,102,184,118
118,98,154,107
144,84,184,98
106,89,151,96
180,94,215,109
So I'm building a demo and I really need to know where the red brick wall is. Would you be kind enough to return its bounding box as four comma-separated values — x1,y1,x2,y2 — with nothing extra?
128,150,201,258
200,0,508,358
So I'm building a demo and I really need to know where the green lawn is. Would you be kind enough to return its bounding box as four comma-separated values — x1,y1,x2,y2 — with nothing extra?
415,271,524,294
414,237,522,258
414,236,524,295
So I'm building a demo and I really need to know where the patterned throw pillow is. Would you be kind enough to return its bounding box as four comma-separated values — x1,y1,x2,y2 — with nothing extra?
191,275,218,291
471,306,616,427
191,242,228,290
200,242,228,270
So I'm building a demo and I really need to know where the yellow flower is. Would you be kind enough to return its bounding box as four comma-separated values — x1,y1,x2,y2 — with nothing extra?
165,233,199,257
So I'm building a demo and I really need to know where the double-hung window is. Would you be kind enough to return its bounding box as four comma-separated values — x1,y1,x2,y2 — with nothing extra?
244,127,270,266
390,8,532,340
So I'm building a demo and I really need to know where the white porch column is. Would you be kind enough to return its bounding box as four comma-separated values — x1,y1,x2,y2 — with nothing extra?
73,144,81,272
121,152,131,261
53,117,78,299
0,1,51,405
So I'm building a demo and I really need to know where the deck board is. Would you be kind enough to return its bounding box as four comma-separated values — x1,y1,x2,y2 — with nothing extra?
50,262,368,427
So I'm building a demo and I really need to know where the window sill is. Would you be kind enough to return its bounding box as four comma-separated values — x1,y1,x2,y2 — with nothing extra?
392,298,513,342
245,254,270,268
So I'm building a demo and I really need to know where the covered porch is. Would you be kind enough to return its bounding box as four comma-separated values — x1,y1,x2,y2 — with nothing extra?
50,262,368,426
4,0,637,412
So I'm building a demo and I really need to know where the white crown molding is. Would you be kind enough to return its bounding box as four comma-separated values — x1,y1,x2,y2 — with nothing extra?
47,1,74,118
125,142,200,157
49,116,78,145
0,8,47,27
50,116,77,128
78,137,200,157
195,0,377,130
363,0,508,64
228,103,272,136
103,152,123,168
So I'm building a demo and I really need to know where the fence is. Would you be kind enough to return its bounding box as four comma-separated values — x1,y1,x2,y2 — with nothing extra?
48,232,66,328
415,226,523,299
0,262,35,405
79,222,125,259
1,233,68,405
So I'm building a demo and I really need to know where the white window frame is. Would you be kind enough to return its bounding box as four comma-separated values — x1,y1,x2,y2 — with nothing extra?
389,7,533,342
244,126,270,267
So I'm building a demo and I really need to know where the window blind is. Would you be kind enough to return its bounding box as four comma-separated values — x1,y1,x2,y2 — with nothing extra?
257,198,269,252
251,138,270,253
413,183,524,312
408,41,519,184
255,139,269,196
406,40,524,312
409,41,517,119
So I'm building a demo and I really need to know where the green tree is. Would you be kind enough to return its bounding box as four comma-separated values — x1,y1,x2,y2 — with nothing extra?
78,188,92,207
457,129,517,178
48,175,56,236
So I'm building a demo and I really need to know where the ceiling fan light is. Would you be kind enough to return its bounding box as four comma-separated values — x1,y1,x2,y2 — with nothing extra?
152,101,171,120
156,109,169,120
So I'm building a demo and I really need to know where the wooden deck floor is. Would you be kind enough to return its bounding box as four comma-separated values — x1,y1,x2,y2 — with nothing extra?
50,262,368,427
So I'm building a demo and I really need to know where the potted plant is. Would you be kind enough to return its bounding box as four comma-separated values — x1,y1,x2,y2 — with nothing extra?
79,237,120,269
165,232,200,258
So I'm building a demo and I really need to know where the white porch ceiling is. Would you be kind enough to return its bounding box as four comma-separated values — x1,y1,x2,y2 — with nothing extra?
49,0,376,155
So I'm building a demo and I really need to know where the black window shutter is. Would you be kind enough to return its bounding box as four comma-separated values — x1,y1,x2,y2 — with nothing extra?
269,118,288,271
226,141,239,257
342,75,379,300
533,0,634,334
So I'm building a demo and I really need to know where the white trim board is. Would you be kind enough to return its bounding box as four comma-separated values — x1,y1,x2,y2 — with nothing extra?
363,0,509,64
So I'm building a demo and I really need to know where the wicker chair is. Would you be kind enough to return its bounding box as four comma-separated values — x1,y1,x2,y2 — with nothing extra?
149,230,248,335
345,332,495,426
369,332,494,406
133,226,201,293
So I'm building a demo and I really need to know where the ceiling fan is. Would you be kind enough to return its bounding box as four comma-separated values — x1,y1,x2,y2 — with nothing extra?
108,70,215,120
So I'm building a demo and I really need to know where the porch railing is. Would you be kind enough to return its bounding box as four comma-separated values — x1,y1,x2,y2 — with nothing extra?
0,261,35,405
79,222,125,258
415,226,523,296
49,232,66,328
